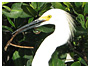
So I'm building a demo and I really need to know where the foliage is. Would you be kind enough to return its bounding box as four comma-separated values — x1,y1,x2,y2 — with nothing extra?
2,2,88,66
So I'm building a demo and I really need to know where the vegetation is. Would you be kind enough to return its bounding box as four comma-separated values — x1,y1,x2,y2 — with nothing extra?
2,2,88,66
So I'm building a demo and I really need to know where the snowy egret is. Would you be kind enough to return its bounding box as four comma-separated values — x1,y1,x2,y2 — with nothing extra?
12,9,75,66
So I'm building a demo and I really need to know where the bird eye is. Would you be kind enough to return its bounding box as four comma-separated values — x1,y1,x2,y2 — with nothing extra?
48,15,52,18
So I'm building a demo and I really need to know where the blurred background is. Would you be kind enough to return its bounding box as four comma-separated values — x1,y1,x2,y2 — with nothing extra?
2,2,88,66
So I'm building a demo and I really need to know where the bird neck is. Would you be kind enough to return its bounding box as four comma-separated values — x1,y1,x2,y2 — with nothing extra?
32,34,58,66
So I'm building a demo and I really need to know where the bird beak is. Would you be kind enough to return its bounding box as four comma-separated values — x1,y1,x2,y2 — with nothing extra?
12,19,46,34
12,15,52,34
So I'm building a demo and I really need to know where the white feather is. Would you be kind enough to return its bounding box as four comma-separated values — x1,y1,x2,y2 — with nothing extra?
32,9,75,66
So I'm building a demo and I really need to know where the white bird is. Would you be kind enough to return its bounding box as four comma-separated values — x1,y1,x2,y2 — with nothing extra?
32,9,75,66
12,9,75,66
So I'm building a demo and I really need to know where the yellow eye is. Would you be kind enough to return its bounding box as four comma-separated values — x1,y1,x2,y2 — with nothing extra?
39,15,52,21
47,15,52,18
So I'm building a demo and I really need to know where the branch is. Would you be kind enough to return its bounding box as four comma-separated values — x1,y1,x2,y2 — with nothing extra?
4,30,34,51
9,43,34,49
68,41,88,65
68,41,83,57
4,32,18,51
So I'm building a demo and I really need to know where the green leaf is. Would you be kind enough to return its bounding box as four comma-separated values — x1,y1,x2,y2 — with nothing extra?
26,60,31,66
31,2,45,11
71,61,81,66
63,2,72,8
78,57,87,66
20,11,31,18
42,3,51,10
11,3,23,10
11,3,31,18
23,55,32,59
75,2,82,7
49,51,66,66
57,59,66,66
24,55,33,66
73,41,76,46
12,50,25,66
37,2,45,10
76,14,86,29
31,2,37,9
12,51,20,60
28,17,34,23
21,4,37,17
51,2,65,10
2,6,11,11
2,9,22,18
2,25,13,32
75,26,87,36
7,17,15,28
63,2,73,11
2,3,30,18
35,26,54,33
40,3,51,13
2,2,9,5
72,8,79,15
82,2,87,7
84,3,88,15
51,59,65,66
60,53,67,59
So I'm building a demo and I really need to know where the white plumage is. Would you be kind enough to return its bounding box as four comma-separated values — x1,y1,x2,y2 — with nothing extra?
32,9,75,66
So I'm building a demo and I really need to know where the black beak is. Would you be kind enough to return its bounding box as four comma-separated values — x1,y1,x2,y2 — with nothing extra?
12,19,45,35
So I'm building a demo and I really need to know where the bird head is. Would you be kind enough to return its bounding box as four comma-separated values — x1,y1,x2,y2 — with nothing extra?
36,15,52,27
12,9,75,37
12,12,53,34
